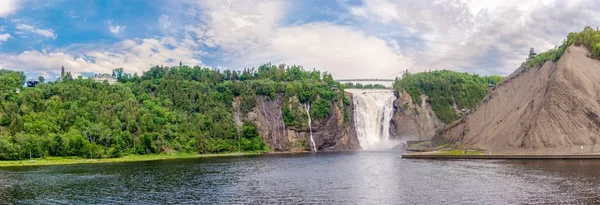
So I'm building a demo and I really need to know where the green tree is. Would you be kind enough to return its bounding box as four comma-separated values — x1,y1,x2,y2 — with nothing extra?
394,70,503,123
0,63,347,160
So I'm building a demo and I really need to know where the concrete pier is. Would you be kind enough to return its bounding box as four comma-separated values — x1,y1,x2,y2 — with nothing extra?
402,154,600,160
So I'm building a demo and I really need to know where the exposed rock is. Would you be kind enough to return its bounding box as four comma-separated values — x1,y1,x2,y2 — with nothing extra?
390,90,420,140
235,94,360,152
316,93,361,151
390,90,445,141
441,46,600,154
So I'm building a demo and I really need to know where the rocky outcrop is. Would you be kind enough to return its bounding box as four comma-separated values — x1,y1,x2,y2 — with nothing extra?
316,93,360,151
390,90,445,141
251,95,288,151
234,94,360,152
441,46,600,154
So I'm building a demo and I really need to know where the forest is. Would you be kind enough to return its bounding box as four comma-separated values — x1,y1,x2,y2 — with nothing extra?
526,26,600,67
0,64,346,160
394,70,503,123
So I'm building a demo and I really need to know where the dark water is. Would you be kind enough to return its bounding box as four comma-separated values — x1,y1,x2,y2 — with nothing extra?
1,152,600,204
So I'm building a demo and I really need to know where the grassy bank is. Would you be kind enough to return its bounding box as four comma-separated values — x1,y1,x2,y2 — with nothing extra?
0,152,262,167
431,149,484,155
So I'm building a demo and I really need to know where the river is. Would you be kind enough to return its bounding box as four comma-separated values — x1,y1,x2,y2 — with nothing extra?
1,152,599,204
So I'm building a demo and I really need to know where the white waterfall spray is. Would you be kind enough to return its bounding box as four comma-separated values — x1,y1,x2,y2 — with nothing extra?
303,103,317,152
346,89,398,150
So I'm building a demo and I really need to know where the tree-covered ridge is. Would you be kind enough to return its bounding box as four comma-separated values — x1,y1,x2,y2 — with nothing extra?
393,70,503,123
0,64,346,160
526,26,600,67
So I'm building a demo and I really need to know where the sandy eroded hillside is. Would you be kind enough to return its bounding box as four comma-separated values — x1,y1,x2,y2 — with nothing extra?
442,46,600,154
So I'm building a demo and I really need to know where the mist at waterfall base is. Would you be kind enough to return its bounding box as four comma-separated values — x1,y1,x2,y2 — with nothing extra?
346,89,404,151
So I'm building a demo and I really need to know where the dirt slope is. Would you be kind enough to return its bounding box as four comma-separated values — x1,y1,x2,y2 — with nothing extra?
442,46,600,154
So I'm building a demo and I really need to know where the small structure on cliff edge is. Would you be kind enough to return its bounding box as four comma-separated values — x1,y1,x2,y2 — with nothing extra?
460,109,469,117
528,47,537,59
488,83,495,92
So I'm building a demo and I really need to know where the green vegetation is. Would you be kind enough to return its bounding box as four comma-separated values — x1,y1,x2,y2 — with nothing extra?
0,63,345,160
526,26,600,67
394,70,503,123
431,149,483,155
0,152,260,167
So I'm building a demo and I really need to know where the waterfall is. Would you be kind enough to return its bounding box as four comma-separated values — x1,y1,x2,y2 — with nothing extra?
303,103,317,152
347,89,398,150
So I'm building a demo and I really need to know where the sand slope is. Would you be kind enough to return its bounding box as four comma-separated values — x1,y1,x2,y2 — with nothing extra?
442,46,600,153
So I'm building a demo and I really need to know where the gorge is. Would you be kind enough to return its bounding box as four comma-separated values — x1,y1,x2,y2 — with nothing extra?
231,87,449,153
0,62,500,158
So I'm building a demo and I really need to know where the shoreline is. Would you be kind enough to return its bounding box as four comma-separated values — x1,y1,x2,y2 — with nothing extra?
0,152,263,167
402,153,600,159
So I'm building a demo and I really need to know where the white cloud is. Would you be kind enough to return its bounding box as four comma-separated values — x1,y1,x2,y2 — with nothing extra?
194,0,411,79
4,0,599,79
0,37,202,77
0,0,20,17
347,0,600,75
107,21,126,35
159,15,172,29
15,24,57,39
272,23,413,78
0,33,12,43
198,0,284,51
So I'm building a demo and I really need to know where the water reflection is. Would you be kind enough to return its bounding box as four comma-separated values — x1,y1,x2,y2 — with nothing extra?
1,153,600,204
501,160,600,204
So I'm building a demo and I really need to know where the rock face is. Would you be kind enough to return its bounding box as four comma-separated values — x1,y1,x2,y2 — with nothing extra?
442,46,600,153
390,89,445,141
314,93,361,151
235,94,360,152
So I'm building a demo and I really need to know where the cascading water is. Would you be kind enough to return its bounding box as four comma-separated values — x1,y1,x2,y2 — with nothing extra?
347,89,398,150
303,103,317,152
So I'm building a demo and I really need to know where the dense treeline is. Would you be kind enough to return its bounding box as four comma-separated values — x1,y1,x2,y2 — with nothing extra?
394,70,503,123
0,64,346,160
526,26,600,67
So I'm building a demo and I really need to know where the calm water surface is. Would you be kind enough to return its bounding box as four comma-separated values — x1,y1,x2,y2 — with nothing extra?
1,151,600,204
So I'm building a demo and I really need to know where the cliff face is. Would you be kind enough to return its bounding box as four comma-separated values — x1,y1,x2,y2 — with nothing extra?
313,93,361,151
390,90,445,141
442,46,600,153
234,94,360,152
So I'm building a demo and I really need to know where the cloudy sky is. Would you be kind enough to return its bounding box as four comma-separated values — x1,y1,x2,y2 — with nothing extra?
0,0,599,80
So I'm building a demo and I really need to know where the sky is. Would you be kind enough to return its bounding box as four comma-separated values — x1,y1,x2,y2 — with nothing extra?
0,0,599,80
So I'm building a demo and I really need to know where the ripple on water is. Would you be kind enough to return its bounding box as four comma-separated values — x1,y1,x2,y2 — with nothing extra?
1,152,600,204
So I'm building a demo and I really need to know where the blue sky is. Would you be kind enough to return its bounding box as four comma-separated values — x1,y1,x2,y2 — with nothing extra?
0,0,599,80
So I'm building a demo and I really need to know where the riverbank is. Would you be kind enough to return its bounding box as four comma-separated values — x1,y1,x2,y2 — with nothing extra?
402,151,600,159
0,152,262,167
